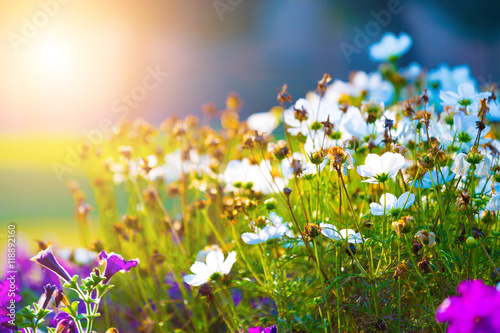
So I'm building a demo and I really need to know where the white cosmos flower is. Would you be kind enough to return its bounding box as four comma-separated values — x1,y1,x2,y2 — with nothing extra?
452,153,491,178
485,193,500,211
183,250,236,286
368,32,412,62
357,152,405,183
487,100,500,122
401,62,422,82
324,71,394,105
440,83,491,110
427,64,475,92
451,153,470,177
319,223,363,244
224,158,287,194
247,111,279,134
195,244,222,262
452,113,490,149
411,166,455,189
241,224,289,245
242,212,290,245
283,97,343,137
369,192,415,216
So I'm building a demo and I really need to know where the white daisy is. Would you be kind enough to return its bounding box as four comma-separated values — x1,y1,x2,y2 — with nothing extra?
183,250,237,286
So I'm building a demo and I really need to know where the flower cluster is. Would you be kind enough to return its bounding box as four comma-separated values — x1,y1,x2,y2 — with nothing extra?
16,31,500,332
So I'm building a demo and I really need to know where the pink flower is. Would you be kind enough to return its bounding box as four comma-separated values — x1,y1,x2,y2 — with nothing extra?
436,280,500,332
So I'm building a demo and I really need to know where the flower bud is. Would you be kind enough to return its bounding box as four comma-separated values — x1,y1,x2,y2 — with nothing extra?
465,236,479,248
264,198,278,210
309,150,326,165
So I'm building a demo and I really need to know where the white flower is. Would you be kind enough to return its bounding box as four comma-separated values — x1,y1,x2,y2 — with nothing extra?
411,166,455,189
369,32,412,62
324,71,394,105
487,100,500,122
319,223,363,244
401,62,422,81
320,222,340,240
224,158,287,194
242,213,290,245
451,153,470,177
452,113,490,148
247,111,279,134
241,224,289,245
283,97,343,138
183,250,236,286
357,152,405,183
475,155,492,178
440,83,491,110
369,192,415,216
427,64,475,92
195,244,222,262
452,153,491,178
486,193,500,211
338,229,364,245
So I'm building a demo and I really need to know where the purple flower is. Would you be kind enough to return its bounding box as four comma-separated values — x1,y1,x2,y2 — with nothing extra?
99,251,139,284
41,284,57,309
31,246,73,282
248,325,277,333
54,312,77,333
232,288,242,307
436,280,500,332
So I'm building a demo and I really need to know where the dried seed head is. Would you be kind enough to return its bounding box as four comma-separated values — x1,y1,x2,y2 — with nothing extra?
327,146,353,172
392,216,414,236
277,84,292,104
199,284,215,303
305,223,322,238
294,107,308,122
317,73,332,96
393,261,408,281
321,115,334,136
268,140,289,160
417,257,431,274
411,239,423,256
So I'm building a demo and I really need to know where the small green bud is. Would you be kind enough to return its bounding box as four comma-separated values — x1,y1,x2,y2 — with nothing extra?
465,236,478,249
264,198,278,210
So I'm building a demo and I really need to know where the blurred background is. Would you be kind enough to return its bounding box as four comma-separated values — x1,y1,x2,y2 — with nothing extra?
1,0,500,247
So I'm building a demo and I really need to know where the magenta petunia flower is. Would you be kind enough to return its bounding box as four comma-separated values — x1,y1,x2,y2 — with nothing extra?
30,246,73,282
436,280,500,332
98,251,139,284
248,325,277,333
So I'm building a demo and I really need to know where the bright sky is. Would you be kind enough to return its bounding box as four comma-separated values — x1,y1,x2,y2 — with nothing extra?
0,0,172,133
